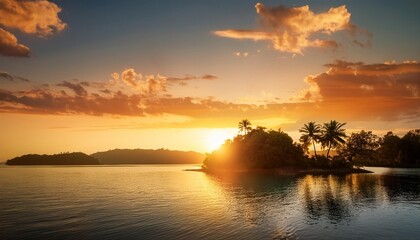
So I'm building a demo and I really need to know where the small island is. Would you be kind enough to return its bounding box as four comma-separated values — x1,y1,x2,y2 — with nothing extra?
194,120,420,175
6,152,100,165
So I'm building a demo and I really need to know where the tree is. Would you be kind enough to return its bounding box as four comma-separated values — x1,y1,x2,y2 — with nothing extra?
203,128,306,170
238,119,252,135
377,132,401,166
399,129,420,167
339,130,379,165
321,120,346,159
299,122,321,162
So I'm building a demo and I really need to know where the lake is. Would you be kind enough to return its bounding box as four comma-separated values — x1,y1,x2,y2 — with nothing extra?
1,165,419,240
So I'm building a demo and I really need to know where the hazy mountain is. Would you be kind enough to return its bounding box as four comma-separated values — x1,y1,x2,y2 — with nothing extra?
6,152,100,165
91,148,204,164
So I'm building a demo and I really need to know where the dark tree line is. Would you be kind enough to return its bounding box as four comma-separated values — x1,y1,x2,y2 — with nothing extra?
342,130,420,167
203,119,420,170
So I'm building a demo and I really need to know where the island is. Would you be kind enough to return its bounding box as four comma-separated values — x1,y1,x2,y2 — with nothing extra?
6,152,100,165
92,148,204,164
194,120,419,174
191,120,390,175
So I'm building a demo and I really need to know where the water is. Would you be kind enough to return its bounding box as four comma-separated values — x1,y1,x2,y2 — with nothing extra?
0,165,419,240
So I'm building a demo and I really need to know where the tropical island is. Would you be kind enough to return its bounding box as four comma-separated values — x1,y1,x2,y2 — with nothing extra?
198,120,420,174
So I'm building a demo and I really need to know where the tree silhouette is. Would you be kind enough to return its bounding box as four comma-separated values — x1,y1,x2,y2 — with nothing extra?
299,122,321,162
238,119,252,135
339,130,379,165
321,120,346,159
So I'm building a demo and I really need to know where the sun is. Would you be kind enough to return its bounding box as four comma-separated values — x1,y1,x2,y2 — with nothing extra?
205,130,233,152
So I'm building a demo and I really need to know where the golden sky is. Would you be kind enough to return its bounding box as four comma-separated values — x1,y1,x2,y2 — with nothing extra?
0,1,419,161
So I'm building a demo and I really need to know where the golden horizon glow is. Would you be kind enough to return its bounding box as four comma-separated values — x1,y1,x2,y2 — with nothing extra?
204,130,235,152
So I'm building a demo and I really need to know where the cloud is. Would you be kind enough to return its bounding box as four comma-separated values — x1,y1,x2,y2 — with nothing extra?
57,81,88,97
298,60,420,121
121,68,142,87
166,74,218,85
142,75,167,95
0,71,29,82
117,68,217,92
214,3,369,54
0,0,66,37
202,74,218,80
311,60,420,99
0,0,66,57
1,61,418,129
0,28,30,57
0,88,145,116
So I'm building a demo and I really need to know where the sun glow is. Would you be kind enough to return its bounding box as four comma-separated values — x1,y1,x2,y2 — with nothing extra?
205,130,235,152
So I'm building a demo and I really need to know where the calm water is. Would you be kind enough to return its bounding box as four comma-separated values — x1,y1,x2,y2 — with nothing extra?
1,165,419,240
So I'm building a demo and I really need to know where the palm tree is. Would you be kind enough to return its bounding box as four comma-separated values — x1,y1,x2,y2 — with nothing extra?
238,119,252,135
321,120,346,159
299,122,321,161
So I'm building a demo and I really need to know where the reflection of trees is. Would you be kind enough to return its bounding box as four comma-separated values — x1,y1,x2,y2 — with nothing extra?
207,172,297,225
381,175,420,201
205,171,300,239
204,170,420,236
297,174,388,223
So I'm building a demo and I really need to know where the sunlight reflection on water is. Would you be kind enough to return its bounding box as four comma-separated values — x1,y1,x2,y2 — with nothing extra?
0,165,419,239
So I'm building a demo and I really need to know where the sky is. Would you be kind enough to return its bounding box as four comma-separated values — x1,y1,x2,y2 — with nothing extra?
0,0,419,161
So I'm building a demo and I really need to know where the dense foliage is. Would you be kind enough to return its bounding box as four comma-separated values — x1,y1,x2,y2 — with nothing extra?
347,129,420,167
204,119,420,170
203,128,306,170
6,152,100,165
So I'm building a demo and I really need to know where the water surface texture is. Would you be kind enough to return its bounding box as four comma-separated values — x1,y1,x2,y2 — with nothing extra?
1,165,419,239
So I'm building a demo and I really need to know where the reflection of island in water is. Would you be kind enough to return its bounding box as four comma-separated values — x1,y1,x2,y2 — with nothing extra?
203,170,420,238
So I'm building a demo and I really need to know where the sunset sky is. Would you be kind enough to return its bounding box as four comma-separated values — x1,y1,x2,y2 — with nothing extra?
1,0,419,161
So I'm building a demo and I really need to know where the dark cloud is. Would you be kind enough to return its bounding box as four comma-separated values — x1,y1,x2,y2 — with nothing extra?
0,28,30,57
166,74,218,86
57,81,88,97
0,88,145,116
0,71,30,82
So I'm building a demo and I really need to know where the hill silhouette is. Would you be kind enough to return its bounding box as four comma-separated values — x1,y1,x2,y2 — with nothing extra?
91,148,204,164
6,152,100,165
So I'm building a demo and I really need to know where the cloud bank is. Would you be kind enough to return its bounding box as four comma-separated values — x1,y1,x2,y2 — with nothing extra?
0,61,418,128
214,3,369,54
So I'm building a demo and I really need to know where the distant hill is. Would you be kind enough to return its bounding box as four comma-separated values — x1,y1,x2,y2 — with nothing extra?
92,148,204,164
6,152,100,165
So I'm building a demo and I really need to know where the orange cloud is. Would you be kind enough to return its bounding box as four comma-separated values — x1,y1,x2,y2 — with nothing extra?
0,28,30,57
0,0,66,57
0,0,66,36
214,3,368,54
116,68,217,94
121,68,142,87
293,60,420,124
310,60,420,99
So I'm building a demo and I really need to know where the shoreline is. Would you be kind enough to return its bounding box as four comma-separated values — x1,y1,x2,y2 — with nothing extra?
184,167,373,175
